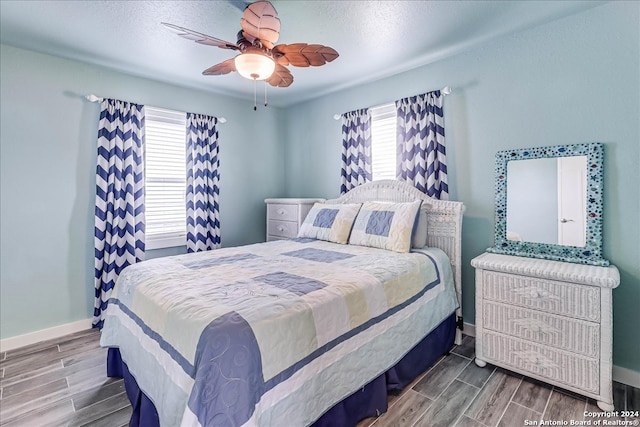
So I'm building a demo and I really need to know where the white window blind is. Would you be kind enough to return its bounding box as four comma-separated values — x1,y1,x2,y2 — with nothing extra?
144,106,187,250
370,103,397,181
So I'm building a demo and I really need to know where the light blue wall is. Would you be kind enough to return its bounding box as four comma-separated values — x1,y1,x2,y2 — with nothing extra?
282,2,639,371
0,44,285,339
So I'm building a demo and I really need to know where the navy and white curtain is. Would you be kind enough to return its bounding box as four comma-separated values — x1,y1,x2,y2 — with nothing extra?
94,99,145,328
186,113,221,252
340,108,372,194
396,91,448,199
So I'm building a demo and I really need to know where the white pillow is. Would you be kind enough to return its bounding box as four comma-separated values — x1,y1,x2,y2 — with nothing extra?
297,203,362,244
348,200,422,253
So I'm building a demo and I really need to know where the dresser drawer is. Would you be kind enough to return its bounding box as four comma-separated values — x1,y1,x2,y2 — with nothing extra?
480,331,599,394
267,220,298,238
482,300,600,358
267,204,299,222
480,271,600,322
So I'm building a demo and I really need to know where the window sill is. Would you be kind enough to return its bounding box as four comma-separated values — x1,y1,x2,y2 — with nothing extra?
146,235,186,250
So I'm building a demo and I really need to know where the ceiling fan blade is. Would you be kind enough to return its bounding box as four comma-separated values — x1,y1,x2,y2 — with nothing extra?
266,63,293,88
240,1,281,49
162,22,239,50
272,43,339,67
202,58,237,75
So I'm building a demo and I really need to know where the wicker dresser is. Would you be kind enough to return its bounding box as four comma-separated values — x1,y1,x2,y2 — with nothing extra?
471,252,620,411
264,198,324,241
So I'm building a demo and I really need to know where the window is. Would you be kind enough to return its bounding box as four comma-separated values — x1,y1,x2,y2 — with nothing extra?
144,106,187,250
370,103,397,180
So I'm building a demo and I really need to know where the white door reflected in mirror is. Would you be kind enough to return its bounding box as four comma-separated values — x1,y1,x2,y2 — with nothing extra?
558,156,587,246
506,156,587,247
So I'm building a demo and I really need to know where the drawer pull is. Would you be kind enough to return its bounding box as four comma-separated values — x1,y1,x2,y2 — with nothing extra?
512,287,562,303
277,209,286,215
277,225,286,232
514,350,559,371
511,318,560,336
528,289,550,299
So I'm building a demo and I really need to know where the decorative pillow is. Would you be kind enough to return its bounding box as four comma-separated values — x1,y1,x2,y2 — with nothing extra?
349,200,423,253
297,203,362,244
412,203,429,249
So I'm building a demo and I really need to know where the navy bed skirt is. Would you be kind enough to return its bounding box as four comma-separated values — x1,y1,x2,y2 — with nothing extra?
107,313,456,427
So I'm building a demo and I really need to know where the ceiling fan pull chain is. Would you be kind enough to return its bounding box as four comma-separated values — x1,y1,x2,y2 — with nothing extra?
253,78,257,111
264,81,268,107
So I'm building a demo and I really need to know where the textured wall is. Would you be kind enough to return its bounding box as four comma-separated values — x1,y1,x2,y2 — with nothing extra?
281,2,640,371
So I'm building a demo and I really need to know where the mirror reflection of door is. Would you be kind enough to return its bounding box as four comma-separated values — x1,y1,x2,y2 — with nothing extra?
507,158,558,244
558,156,587,246
506,155,588,247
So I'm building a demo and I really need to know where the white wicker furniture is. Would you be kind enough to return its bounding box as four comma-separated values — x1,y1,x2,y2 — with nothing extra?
471,252,620,411
264,198,324,241
326,179,465,345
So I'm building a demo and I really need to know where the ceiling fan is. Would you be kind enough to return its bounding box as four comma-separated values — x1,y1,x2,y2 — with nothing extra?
162,0,339,107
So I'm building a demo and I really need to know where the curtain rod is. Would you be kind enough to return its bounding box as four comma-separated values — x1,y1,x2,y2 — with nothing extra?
332,86,453,120
85,94,228,123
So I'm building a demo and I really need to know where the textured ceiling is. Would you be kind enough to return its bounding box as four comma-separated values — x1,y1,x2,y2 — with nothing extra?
0,0,604,107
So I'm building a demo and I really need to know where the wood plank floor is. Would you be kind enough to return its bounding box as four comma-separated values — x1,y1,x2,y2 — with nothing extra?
359,335,640,427
0,331,638,426
0,329,130,427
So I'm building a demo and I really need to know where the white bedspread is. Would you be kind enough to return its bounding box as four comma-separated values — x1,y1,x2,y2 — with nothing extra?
100,239,459,426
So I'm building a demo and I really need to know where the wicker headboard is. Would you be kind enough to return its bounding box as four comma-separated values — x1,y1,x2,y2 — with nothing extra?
326,180,465,344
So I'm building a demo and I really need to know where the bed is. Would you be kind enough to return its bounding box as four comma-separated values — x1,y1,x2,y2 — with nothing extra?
100,179,465,427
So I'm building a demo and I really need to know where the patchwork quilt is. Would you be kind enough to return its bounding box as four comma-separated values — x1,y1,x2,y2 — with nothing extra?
100,239,459,427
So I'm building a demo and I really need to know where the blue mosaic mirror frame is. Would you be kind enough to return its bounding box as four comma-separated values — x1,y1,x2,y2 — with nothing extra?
487,142,609,266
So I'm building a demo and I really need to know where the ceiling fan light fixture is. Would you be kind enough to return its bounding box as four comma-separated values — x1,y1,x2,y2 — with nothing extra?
234,52,275,80
164,0,338,94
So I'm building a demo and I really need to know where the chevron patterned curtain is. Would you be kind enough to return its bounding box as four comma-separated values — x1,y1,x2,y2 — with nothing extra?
340,108,372,194
396,91,448,200
186,113,221,252
93,99,145,328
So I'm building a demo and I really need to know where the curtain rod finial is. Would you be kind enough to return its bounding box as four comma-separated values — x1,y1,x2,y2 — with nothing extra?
218,117,227,124
333,114,341,120
86,94,102,102
441,86,452,95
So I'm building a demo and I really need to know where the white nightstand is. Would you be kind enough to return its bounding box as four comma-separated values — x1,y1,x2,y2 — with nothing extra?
471,252,620,411
264,198,324,241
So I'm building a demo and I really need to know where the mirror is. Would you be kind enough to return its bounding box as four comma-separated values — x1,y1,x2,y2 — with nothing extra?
487,142,609,266
506,156,587,246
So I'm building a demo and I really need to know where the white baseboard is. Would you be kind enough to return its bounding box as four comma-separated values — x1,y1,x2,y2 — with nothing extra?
613,365,640,389
463,322,476,337
0,318,93,352
462,322,639,388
